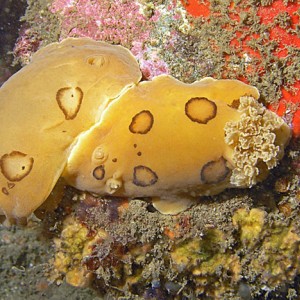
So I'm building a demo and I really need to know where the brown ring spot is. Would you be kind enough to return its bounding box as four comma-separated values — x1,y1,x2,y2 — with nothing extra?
93,165,105,180
129,110,154,134
185,97,217,124
0,151,34,182
133,165,158,187
56,87,84,120
201,157,230,184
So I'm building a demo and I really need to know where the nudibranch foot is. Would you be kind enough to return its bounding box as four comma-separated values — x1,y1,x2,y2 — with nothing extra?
152,196,196,215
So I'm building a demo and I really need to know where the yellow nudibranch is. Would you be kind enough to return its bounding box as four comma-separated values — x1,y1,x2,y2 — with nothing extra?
0,38,291,223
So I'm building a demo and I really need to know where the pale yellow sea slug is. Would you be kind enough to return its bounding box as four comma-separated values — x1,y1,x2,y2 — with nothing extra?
0,38,291,222
63,75,291,214
0,38,141,223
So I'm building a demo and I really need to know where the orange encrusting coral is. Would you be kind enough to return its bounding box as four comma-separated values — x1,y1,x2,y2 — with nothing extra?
181,0,300,137
257,1,300,137
180,0,210,18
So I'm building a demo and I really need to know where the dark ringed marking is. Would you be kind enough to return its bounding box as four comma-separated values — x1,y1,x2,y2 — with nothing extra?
129,110,154,134
185,97,217,124
201,157,230,184
0,151,34,182
56,86,84,120
137,152,142,156
93,165,105,180
133,165,158,187
112,158,117,163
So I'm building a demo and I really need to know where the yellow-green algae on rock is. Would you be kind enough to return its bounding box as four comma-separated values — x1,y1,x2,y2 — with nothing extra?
232,208,266,248
233,208,300,288
170,228,241,297
47,189,300,299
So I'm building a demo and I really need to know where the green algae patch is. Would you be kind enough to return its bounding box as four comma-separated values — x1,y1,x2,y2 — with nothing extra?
251,225,300,287
170,229,241,297
233,207,300,288
171,229,226,269
232,208,266,247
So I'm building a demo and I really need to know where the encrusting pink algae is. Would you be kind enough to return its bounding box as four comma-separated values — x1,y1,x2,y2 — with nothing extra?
50,0,152,45
50,0,169,79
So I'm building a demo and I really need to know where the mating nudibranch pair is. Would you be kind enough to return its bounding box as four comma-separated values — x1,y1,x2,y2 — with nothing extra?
0,38,291,223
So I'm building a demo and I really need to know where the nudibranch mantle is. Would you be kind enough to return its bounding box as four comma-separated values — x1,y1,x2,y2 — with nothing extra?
0,38,291,222
63,75,290,214
0,38,142,223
